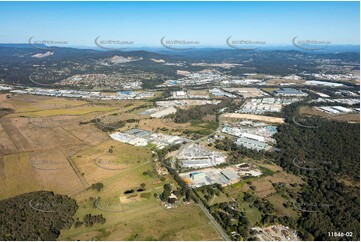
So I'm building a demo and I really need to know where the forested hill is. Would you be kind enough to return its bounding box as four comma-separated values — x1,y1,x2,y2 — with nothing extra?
273,103,360,240
0,191,78,240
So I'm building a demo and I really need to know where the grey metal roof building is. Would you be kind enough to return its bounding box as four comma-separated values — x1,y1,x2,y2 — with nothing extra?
272,88,307,96
221,170,239,181
236,137,269,151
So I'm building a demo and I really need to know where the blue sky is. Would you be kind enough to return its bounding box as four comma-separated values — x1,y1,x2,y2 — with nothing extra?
0,1,359,48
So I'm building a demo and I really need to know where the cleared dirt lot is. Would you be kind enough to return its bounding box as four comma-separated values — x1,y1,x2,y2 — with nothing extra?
222,113,285,123
263,78,305,86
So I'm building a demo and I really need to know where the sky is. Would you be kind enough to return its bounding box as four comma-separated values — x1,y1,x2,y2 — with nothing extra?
0,1,359,48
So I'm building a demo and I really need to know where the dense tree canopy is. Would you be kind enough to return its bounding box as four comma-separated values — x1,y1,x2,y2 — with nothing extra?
0,191,78,240
273,103,360,240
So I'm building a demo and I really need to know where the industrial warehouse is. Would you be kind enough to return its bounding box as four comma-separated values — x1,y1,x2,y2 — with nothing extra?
272,88,308,97
237,97,302,114
110,128,189,149
180,163,262,188
316,106,358,115
177,143,227,169
221,120,278,151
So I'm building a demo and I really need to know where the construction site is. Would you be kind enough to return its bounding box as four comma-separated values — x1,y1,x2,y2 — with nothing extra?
251,224,300,241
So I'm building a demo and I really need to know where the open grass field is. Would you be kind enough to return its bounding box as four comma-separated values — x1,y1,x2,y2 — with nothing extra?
209,192,230,205
238,201,262,226
257,163,284,172
0,148,85,199
0,116,98,153
61,141,221,241
124,117,213,139
3,95,148,119
139,118,191,132
72,140,153,188
60,199,220,241
242,171,303,198
0,94,223,240
2,94,87,113
9,105,118,117
0,95,122,200
0,152,40,198
0,122,17,154
267,193,299,218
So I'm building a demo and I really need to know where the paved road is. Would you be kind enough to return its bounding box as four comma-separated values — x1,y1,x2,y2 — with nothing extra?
167,116,231,241
197,202,231,241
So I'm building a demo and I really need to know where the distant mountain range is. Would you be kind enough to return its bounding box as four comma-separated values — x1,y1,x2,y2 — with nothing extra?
0,43,359,54
0,44,167,64
0,43,358,66
0,43,358,87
